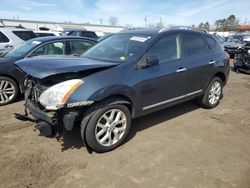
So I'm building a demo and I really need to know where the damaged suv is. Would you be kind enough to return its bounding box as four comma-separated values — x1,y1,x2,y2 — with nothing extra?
15,27,230,152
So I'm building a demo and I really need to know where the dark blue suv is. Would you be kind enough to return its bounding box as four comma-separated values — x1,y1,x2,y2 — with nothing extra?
15,27,230,152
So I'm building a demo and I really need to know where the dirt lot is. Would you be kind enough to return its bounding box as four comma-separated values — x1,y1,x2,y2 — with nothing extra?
0,67,250,188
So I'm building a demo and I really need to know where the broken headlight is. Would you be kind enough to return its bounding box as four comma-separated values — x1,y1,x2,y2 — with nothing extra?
39,79,83,110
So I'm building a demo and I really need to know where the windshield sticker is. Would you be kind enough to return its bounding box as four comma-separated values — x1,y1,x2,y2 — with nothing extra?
130,36,150,42
119,56,127,61
32,41,41,45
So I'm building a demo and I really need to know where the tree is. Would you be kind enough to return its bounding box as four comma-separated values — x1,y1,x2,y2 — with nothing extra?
197,22,210,31
204,22,210,31
214,15,239,31
227,15,239,31
109,16,118,26
198,22,204,29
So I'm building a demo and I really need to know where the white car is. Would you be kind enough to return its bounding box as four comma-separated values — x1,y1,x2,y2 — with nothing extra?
34,30,62,37
0,26,37,54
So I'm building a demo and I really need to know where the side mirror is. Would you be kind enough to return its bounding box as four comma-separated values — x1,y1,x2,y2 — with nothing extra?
146,54,159,67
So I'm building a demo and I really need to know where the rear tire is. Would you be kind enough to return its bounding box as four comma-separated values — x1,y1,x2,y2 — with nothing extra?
198,77,223,109
0,76,19,106
82,103,131,153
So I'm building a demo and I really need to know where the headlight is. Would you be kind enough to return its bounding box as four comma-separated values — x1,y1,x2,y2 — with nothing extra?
39,79,83,110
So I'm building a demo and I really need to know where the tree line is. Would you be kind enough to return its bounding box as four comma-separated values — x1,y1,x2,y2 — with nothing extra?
196,14,240,31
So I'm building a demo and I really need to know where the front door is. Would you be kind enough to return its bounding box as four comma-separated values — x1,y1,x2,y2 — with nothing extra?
133,33,187,111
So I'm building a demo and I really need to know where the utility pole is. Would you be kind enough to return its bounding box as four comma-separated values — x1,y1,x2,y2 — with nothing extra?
99,18,103,25
144,15,147,28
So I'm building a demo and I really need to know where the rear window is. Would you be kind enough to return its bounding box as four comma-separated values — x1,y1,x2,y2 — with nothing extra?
183,33,206,56
0,31,10,43
69,40,95,55
36,33,55,37
206,36,217,49
68,31,81,36
12,31,37,41
83,31,98,38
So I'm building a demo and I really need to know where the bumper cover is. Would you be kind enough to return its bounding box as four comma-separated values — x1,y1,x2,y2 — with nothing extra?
25,100,57,125
24,100,79,132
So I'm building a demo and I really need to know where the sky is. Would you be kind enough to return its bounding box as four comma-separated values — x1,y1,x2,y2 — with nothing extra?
0,0,249,27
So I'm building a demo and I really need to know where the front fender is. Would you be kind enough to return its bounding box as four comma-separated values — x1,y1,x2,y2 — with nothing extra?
67,83,138,113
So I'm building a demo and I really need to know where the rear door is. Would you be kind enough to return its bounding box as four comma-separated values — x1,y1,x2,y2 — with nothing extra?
182,32,215,93
134,33,187,110
68,40,95,56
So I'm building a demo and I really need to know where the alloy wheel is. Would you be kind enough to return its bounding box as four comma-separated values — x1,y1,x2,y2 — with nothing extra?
208,81,221,105
95,109,127,147
0,80,16,104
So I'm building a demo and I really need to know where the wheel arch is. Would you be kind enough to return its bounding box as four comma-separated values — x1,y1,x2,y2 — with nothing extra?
0,74,23,93
213,72,226,86
95,94,135,118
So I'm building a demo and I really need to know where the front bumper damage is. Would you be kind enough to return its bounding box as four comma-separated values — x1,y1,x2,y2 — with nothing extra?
15,100,79,137
15,80,85,137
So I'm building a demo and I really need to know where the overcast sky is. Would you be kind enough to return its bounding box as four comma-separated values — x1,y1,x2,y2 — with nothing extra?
0,0,249,27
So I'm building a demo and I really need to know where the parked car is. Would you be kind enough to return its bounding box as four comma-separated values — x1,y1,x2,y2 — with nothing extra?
34,30,62,37
67,29,98,40
213,34,225,44
15,27,230,152
223,34,250,57
0,36,96,105
0,26,37,54
233,37,250,73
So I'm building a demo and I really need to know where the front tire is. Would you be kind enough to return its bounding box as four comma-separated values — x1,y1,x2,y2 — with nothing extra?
0,76,19,106
198,77,223,109
82,104,131,153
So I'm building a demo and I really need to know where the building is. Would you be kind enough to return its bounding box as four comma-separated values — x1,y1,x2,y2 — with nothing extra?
0,18,124,35
237,25,250,32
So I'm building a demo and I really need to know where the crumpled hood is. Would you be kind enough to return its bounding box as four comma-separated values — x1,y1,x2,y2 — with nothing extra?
15,56,117,79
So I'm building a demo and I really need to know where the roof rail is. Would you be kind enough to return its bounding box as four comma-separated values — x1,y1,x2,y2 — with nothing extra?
159,26,208,33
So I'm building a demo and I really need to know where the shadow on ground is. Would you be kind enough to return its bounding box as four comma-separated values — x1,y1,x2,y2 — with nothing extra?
127,100,199,142
57,100,200,152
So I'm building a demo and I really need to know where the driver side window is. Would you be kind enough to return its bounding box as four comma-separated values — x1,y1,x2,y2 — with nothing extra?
147,34,181,64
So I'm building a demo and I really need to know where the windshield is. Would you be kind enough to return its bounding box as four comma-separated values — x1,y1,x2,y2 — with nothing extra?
3,40,40,58
83,34,152,63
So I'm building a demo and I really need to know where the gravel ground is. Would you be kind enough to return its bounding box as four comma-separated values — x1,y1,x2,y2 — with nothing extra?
0,65,249,188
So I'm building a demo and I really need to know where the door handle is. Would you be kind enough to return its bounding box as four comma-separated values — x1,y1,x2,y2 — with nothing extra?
176,67,187,73
209,60,216,65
